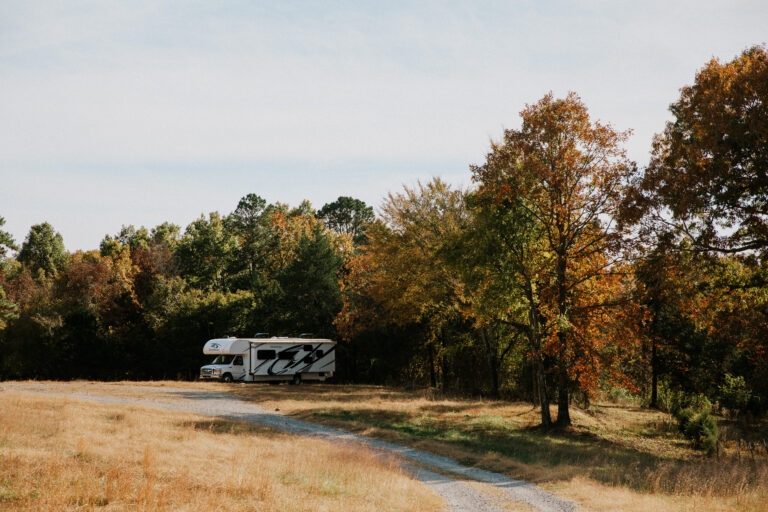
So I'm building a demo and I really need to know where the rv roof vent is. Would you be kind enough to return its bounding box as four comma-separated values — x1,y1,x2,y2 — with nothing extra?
298,333,314,339
253,333,270,338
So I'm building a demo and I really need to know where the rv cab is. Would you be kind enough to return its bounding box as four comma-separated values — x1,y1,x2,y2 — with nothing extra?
200,349,247,382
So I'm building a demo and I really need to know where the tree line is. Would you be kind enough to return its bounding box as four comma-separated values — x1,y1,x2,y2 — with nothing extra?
1,45,766,428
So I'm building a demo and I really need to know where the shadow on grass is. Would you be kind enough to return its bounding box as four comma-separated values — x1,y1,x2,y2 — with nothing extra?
175,419,283,438
225,383,510,407
193,383,768,497
301,407,701,491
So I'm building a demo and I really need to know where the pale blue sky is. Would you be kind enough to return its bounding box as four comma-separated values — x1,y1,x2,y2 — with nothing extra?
1,1,766,250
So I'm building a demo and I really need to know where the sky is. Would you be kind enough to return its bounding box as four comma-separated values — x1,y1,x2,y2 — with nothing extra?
1,1,766,251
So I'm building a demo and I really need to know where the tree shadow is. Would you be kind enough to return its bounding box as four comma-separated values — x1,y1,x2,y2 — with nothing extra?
296,406,705,491
175,418,283,438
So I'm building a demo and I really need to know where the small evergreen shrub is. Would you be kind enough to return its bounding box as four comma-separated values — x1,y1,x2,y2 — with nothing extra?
671,398,719,457
673,406,718,456
675,407,695,433
685,411,718,456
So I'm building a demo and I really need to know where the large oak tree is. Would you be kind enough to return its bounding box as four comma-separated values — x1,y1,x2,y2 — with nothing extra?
623,45,768,256
472,93,636,426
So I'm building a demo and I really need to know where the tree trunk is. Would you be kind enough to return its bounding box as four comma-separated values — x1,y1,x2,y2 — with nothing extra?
523,281,552,428
534,344,551,428
531,356,539,406
556,364,571,426
650,339,658,409
555,247,571,427
480,327,500,398
527,299,551,428
439,329,448,391
427,343,437,388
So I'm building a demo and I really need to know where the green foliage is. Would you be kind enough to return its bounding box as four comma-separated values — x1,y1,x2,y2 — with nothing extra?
0,216,17,258
150,222,181,248
275,226,342,337
686,411,718,456
669,390,712,416
0,288,17,330
0,217,18,329
675,407,695,434
18,223,67,277
672,396,718,456
176,213,237,290
0,194,353,380
718,373,752,417
318,196,374,244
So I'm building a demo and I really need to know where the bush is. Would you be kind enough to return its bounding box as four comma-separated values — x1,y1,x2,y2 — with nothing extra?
675,407,695,434
718,373,751,418
685,411,718,456
672,400,719,457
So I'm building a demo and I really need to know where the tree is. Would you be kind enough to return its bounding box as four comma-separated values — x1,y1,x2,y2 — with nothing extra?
100,225,151,255
150,222,181,248
275,225,343,338
18,222,67,277
0,216,18,328
0,216,17,259
472,92,636,426
454,196,554,421
225,194,269,290
337,179,469,389
228,194,267,233
176,213,237,290
0,286,18,331
623,45,768,256
318,196,375,244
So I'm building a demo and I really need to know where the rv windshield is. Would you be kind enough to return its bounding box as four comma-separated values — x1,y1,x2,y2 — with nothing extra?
211,355,234,365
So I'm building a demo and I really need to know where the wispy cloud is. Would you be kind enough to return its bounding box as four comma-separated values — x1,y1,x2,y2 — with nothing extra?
1,1,766,249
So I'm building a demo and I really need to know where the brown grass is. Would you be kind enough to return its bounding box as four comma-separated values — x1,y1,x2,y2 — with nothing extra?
218,382,768,512
0,390,444,511
14,380,768,511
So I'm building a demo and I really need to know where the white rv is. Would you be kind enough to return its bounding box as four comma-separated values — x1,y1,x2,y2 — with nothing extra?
199,337,336,383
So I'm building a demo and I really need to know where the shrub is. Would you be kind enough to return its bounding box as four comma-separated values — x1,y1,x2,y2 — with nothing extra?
718,373,751,418
672,402,719,457
685,411,718,456
675,407,695,434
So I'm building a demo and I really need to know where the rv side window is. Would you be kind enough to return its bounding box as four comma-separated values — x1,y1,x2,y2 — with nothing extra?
233,356,243,366
256,350,277,360
303,345,313,352
278,351,296,360
316,349,324,357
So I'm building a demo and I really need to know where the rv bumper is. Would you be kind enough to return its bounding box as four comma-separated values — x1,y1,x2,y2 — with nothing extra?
199,368,221,380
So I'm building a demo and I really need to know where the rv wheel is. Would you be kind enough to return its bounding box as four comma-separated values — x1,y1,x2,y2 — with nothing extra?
291,374,302,385
222,373,233,383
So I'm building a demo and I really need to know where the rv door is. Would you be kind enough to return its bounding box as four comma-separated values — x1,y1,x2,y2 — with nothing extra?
233,355,245,380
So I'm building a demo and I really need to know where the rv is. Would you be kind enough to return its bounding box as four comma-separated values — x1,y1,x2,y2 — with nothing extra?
199,336,336,383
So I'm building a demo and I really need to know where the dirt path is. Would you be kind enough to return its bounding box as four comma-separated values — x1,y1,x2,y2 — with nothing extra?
2,382,575,512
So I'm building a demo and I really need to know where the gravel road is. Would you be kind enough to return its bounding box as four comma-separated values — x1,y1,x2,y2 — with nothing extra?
2,383,575,512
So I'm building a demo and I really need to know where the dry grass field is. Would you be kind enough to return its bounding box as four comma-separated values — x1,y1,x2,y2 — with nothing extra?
212,381,768,512
7,381,768,511
0,390,444,512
